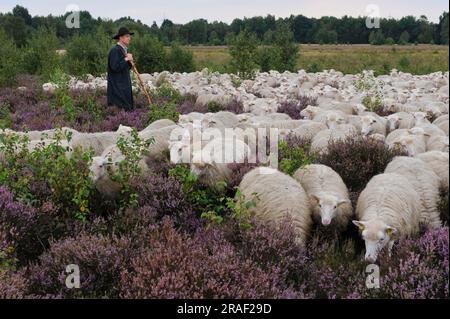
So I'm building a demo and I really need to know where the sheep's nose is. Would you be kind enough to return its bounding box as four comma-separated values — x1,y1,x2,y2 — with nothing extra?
322,218,331,226
365,256,376,263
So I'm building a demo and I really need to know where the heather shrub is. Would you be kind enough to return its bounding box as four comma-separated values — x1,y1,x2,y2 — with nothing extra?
119,218,302,299
369,227,449,299
129,172,197,230
26,233,134,298
316,135,407,197
0,187,38,266
277,95,318,119
0,270,29,299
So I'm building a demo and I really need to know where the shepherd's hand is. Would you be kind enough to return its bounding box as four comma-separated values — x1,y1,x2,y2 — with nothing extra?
125,53,134,62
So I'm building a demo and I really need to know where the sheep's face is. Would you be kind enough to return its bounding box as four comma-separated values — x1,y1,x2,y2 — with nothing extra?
361,116,377,136
310,194,350,226
117,125,133,135
412,112,429,125
326,113,345,129
89,156,110,181
354,104,367,115
394,135,417,156
300,106,318,120
353,219,397,263
386,115,400,132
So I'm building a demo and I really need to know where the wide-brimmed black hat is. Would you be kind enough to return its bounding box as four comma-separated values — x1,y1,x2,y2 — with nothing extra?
112,27,135,40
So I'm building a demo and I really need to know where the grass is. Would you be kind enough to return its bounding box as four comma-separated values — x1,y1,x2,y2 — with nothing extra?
186,44,449,75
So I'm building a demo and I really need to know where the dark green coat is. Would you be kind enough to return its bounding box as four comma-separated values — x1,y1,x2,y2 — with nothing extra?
107,44,134,110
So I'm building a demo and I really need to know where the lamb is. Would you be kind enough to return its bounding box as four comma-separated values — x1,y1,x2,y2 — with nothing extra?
386,112,415,133
293,164,352,228
354,173,421,263
360,115,387,136
416,151,449,190
237,167,313,244
190,137,251,188
384,156,441,229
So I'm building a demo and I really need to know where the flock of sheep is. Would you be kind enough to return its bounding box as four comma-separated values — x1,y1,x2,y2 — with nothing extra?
3,68,450,263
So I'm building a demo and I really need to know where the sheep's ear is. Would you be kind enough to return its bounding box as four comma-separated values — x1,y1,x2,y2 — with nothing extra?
352,220,366,231
385,226,398,237
338,199,351,206
309,194,320,205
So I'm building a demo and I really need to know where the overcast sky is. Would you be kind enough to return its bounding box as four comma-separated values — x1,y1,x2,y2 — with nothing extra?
0,0,448,25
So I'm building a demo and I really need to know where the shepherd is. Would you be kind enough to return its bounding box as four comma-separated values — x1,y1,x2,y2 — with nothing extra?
107,27,135,111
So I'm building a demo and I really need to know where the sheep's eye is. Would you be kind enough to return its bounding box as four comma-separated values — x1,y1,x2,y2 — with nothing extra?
334,205,337,209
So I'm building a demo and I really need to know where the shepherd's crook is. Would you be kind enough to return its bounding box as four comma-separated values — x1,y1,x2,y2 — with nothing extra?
130,60,152,105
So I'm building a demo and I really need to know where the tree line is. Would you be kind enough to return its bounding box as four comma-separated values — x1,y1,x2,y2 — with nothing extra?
1,5,449,47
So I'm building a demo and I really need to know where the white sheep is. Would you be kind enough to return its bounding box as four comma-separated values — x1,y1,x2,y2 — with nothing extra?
416,151,449,190
385,156,442,229
139,125,183,161
201,111,239,129
436,120,449,136
237,167,313,244
143,119,177,132
354,173,421,263
290,122,328,140
312,110,347,129
412,112,431,126
426,135,449,153
293,164,352,228
311,126,356,153
70,131,130,156
386,112,415,133
90,147,149,198
360,115,387,136
190,137,251,188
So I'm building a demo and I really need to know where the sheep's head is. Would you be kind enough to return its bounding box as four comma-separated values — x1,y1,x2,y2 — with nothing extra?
300,105,319,120
354,103,367,115
361,115,378,136
326,113,346,129
353,219,397,263
412,112,429,125
169,130,192,164
310,193,350,226
394,135,418,156
386,114,401,132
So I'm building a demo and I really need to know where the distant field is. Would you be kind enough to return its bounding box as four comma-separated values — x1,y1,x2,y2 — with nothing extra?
186,44,449,75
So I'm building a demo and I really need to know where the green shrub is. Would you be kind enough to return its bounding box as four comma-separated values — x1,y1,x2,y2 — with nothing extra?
0,130,94,221
21,27,60,81
167,42,196,73
107,129,154,209
228,30,259,79
130,34,168,73
278,137,316,176
0,29,21,87
64,30,111,76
